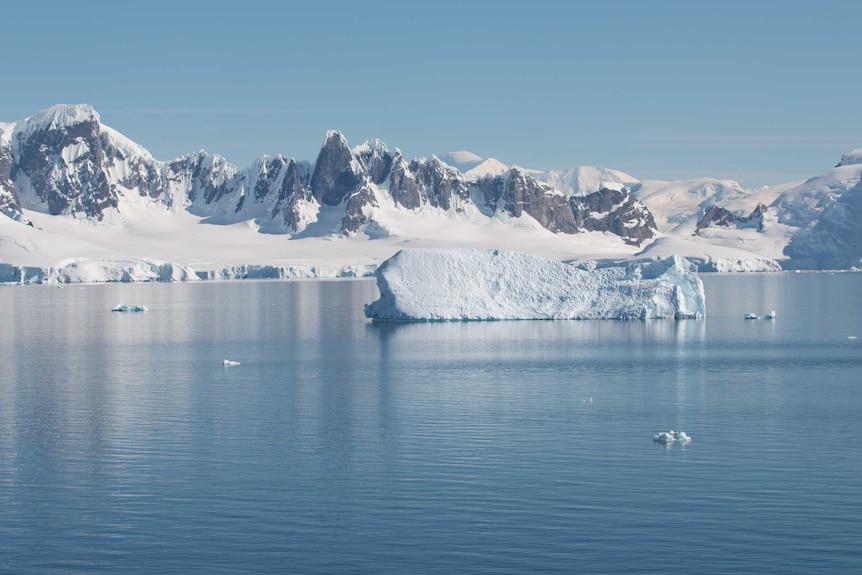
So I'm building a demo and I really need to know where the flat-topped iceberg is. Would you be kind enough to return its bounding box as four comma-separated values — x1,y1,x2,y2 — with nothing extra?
364,249,705,321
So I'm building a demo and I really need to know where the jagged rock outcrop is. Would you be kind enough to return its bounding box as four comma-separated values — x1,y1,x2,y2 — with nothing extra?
12,104,118,218
744,203,768,230
168,151,239,211
387,152,423,209
101,127,167,204
569,186,657,245
695,205,735,230
354,139,393,185
0,131,21,220
310,131,362,206
1,103,661,247
326,141,655,243
270,158,314,232
695,203,768,233
387,154,470,211
342,185,379,234
474,167,577,233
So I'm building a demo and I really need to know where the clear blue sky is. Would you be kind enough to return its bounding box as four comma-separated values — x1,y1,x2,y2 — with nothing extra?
3,0,860,187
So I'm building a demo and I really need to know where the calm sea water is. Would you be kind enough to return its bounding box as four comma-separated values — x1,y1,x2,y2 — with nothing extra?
1,273,861,574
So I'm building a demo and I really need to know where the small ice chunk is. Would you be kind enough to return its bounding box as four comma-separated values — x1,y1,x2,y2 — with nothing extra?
112,303,148,312
653,430,691,444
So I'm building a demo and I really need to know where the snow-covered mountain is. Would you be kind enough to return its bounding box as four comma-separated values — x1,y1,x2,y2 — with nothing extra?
533,166,640,198
0,105,655,240
438,151,509,179
1,103,861,282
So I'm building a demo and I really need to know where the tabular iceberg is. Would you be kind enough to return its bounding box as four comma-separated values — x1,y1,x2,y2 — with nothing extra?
364,249,705,321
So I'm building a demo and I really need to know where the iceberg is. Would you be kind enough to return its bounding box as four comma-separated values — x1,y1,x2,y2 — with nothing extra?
744,310,776,320
653,430,691,444
111,303,148,312
364,249,705,321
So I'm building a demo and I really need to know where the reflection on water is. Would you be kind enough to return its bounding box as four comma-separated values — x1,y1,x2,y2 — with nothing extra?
369,314,706,344
1,274,861,574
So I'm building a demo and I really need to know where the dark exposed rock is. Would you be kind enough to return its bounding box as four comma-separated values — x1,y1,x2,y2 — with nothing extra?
473,168,568,225
410,156,469,210
166,152,238,210
696,202,768,233
569,187,657,246
271,158,314,231
13,108,118,218
0,133,21,220
500,168,577,233
696,205,736,230
745,203,768,231
472,175,506,215
341,186,379,234
100,131,166,204
388,153,422,209
254,156,288,201
354,139,393,185
472,173,654,244
388,155,469,211
310,131,362,206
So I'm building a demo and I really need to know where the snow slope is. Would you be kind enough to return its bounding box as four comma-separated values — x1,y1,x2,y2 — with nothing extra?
439,151,509,178
534,166,640,197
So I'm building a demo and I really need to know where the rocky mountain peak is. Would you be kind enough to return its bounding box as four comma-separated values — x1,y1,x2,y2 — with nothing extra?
310,130,362,206
11,102,117,218
2,104,662,249
353,139,393,185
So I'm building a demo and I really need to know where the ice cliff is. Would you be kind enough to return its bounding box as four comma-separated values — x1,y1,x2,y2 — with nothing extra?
364,249,706,321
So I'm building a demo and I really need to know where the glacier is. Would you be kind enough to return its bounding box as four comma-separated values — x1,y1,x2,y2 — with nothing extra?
364,249,705,321
0,258,198,284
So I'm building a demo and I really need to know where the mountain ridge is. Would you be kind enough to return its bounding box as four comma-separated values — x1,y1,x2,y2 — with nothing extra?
1,103,861,280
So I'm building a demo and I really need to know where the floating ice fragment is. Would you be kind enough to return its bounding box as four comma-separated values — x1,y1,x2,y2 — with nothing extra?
112,303,148,312
653,430,691,444
745,310,776,320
